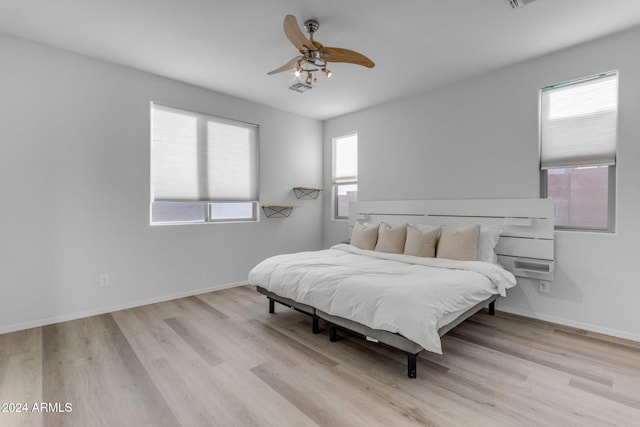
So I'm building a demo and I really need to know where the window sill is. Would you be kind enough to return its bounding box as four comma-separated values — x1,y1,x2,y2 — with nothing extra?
554,228,616,235
150,219,258,226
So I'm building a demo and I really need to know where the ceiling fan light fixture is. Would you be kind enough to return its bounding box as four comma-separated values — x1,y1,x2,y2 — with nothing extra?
268,15,375,91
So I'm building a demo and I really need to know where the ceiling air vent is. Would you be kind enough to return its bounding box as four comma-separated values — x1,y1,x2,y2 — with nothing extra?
289,82,313,93
508,0,535,8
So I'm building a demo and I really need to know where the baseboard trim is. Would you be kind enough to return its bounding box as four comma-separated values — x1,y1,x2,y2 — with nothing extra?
4,286,638,345
497,304,640,343
0,281,247,335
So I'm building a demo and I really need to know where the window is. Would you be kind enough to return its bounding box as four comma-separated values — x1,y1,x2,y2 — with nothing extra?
333,133,358,219
150,103,259,224
540,71,617,231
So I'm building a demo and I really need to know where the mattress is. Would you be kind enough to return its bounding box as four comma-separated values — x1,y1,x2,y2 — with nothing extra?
249,244,516,354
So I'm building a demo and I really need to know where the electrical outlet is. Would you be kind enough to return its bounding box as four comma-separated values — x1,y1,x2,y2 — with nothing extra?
99,274,110,288
538,280,550,294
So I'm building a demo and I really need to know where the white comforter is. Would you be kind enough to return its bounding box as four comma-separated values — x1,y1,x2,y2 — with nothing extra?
249,244,516,354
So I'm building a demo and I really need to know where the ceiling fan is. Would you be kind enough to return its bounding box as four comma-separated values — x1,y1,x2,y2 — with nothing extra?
268,15,375,92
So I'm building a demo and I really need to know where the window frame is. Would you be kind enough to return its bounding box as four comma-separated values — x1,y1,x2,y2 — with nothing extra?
539,71,618,233
334,182,358,220
207,201,258,223
150,102,259,225
150,201,259,225
332,132,358,220
540,165,616,233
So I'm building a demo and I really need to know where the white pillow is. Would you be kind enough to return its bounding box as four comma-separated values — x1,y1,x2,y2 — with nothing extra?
477,228,502,263
350,222,379,250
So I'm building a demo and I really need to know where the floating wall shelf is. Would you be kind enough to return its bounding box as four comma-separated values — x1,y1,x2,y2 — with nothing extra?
293,187,325,200
512,257,555,280
262,205,297,218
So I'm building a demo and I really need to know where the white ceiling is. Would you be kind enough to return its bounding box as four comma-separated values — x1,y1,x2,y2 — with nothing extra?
2,0,640,121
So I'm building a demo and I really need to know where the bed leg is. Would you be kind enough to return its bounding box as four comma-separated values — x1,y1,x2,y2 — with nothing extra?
312,316,320,334
329,325,338,342
408,354,417,379
488,300,495,316
268,298,275,314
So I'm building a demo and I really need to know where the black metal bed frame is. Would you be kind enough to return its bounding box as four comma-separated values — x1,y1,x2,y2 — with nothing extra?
257,286,497,379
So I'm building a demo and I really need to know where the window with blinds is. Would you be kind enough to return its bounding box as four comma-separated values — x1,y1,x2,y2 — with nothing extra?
540,71,618,231
333,133,358,219
150,103,259,224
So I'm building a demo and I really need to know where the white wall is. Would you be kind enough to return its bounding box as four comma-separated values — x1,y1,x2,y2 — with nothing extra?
323,27,640,341
0,34,323,333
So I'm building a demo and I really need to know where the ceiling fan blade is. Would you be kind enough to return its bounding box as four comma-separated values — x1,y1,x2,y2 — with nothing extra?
322,47,375,68
284,15,316,51
267,56,303,75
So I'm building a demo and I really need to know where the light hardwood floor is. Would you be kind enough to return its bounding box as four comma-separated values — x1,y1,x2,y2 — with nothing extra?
1,285,639,426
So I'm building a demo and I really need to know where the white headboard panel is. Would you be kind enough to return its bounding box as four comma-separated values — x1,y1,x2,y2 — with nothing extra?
348,199,555,281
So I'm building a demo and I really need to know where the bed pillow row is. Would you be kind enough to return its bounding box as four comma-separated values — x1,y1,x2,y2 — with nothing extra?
350,222,501,263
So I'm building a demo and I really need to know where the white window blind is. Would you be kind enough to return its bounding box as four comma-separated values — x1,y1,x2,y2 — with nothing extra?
540,72,618,169
152,103,258,202
334,133,358,182
333,133,358,219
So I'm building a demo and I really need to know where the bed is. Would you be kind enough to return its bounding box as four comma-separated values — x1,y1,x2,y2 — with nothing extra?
249,198,555,378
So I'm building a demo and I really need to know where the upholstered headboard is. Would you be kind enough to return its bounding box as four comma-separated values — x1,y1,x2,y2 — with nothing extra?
348,199,555,281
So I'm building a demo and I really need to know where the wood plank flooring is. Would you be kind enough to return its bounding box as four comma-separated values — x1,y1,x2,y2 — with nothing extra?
1,285,639,426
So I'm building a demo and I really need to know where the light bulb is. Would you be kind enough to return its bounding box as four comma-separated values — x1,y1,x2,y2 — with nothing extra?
323,68,332,78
